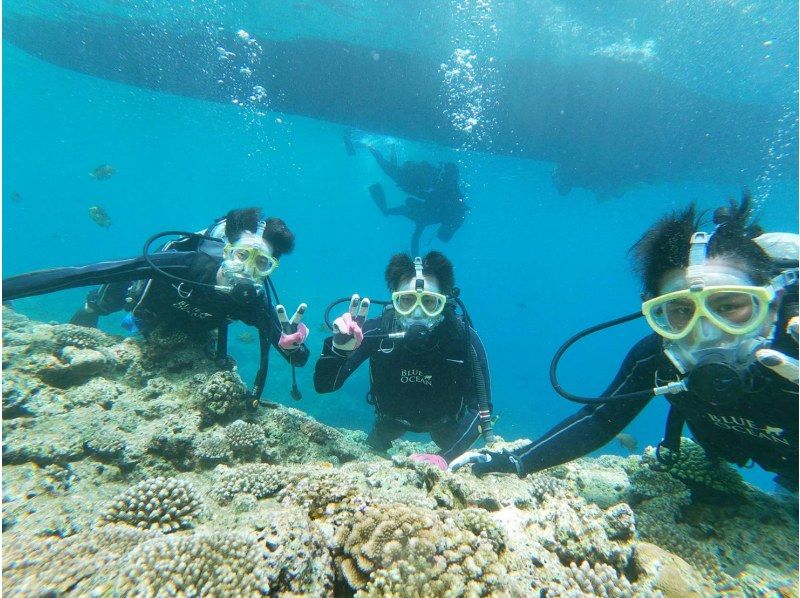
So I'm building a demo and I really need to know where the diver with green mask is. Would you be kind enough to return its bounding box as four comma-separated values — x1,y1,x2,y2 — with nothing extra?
3,208,310,407
314,252,494,470
451,196,798,491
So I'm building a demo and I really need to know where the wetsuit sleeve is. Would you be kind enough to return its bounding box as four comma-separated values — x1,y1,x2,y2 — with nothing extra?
466,328,492,412
313,320,378,393
511,335,660,476
2,252,198,300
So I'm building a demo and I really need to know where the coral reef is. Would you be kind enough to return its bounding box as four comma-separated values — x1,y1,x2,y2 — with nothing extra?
116,531,271,595
103,477,203,532
224,419,266,453
197,370,247,420
642,437,746,495
194,432,232,463
2,310,797,597
213,463,293,503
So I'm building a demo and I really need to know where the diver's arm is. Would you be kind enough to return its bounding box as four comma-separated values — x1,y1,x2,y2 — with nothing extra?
368,147,401,181
510,336,660,476
2,252,198,301
313,328,375,393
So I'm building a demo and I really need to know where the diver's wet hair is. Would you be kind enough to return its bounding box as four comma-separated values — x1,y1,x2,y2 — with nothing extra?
262,217,295,258
224,208,295,258
385,251,455,295
630,193,772,297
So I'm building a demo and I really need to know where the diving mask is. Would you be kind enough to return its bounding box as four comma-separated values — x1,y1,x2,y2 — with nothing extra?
222,241,278,280
391,290,447,317
642,285,774,340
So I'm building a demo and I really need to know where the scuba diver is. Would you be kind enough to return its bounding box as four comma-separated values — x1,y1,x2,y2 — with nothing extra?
366,145,469,255
2,207,310,409
451,195,799,491
314,252,494,470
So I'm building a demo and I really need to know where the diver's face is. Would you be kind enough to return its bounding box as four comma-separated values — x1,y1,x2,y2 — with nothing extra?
657,258,774,349
217,233,274,286
394,274,444,330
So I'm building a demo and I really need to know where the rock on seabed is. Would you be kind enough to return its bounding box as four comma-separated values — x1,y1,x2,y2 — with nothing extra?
2,308,798,596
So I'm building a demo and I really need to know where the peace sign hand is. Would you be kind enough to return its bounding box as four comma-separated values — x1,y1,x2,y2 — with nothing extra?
332,294,370,351
276,302,309,351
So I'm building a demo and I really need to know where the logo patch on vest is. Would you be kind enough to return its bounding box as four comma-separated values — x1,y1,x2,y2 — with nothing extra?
400,369,433,386
172,300,213,320
705,413,789,445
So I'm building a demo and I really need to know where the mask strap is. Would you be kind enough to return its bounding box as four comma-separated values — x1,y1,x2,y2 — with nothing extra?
770,268,798,293
413,256,425,292
686,231,709,290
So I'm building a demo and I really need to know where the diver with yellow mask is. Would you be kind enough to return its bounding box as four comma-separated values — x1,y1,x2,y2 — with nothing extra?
314,252,494,470
3,208,310,408
452,196,798,491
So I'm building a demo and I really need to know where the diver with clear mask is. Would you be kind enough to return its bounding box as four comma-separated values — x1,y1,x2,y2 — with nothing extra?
2,208,310,408
314,252,494,470
451,195,798,491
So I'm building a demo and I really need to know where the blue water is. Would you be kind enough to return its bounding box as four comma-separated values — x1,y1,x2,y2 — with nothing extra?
3,1,798,491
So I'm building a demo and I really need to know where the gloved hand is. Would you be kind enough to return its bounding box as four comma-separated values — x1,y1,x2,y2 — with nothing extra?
448,450,520,476
755,316,799,385
409,453,448,471
276,303,309,351
332,294,370,351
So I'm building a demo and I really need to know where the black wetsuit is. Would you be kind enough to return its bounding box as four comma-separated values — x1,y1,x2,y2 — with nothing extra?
369,148,468,255
314,313,491,461
2,248,309,401
511,330,799,489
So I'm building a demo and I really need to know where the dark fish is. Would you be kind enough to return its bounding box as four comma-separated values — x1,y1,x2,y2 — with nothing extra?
10,191,21,203
88,205,112,228
237,331,256,344
89,164,116,180
616,433,638,452
515,302,527,310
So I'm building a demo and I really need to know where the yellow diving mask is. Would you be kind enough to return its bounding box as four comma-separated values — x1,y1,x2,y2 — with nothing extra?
222,243,279,279
642,285,774,340
391,289,447,317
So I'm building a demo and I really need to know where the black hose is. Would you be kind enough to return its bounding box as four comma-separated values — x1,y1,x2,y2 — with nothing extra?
142,231,224,289
549,311,656,404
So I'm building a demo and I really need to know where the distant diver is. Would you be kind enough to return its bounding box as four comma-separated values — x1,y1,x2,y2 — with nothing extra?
452,195,799,492
360,141,469,255
315,252,494,469
2,208,310,408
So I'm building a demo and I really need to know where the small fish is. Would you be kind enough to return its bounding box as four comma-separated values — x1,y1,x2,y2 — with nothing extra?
317,322,332,333
616,433,638,452
89,164,116,180
10,191,21,203
88,205,112,229
237,331,256,344
515,302,527,310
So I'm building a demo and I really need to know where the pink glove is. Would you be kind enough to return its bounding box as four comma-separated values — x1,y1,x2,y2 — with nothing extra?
410,453,448,471
333,311,365,351
279,322,309,350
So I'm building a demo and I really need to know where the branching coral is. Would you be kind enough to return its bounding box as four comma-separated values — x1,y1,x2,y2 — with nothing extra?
224,419,266,454
116,531,271,596
103,477,203,532
214,464,291,503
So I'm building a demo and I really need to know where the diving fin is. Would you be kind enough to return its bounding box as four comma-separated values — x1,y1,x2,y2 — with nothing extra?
369,183,388,215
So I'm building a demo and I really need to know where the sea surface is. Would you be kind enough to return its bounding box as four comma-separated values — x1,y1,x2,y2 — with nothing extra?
3,0,798,492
